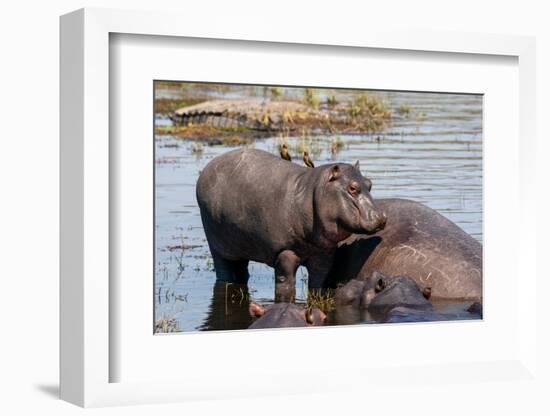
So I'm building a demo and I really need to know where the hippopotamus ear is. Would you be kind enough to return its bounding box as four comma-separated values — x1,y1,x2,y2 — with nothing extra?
304,307,314,324
303,307,327,325
371,270,387,280
329,165,341,181
249,302,266,318
422,287,432,300
364,176,373,192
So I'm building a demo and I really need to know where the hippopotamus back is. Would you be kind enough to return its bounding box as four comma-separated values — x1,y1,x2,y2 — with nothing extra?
197,148,306,265
330,198,482,301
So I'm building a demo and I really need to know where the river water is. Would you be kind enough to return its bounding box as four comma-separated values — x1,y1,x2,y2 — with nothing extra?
154,87,482,332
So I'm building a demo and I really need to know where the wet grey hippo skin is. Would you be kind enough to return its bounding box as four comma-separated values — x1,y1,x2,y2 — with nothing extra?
329,198,482,301
248,302,326,329
335,271,445,323
365,273,443,323
196,148,386,302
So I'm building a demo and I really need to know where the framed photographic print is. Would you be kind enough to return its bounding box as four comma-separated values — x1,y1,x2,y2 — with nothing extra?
60,8,538,408
152,80,483,334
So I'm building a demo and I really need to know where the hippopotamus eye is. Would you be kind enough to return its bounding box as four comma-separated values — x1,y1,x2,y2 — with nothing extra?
348,181,360,196
375,278,386,293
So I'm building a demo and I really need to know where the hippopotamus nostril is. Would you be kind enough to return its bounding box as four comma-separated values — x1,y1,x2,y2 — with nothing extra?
380,212,387,227
276,275,287,283
371,212,386,232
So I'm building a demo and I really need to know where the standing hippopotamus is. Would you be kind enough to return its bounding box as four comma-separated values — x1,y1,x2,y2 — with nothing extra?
196,148,386,302
329,198,482,301
248,302,326,329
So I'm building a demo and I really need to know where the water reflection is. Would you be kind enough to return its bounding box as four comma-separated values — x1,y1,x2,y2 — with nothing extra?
200,282,254,331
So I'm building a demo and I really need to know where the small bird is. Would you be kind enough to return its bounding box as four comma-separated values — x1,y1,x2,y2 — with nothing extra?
280,143,291,161
303,151,315,168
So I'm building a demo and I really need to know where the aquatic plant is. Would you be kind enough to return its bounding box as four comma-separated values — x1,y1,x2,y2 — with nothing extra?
326,94,338,108
302,88,320,110
174,293,188,302
307,289,336,313
349,92,389,117
173,250,186,275
260,111,271,127
294,129,322,157
190,143,204,155
396,103,412,116
330,136,345,153
415,111,427,122
154,315,180,333
345,92,392,133
269,87,283,100
282,109,296,125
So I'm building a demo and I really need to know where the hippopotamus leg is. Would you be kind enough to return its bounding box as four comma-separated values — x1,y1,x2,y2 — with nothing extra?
304,254,335,290
210,248,250,284
274,250,301,302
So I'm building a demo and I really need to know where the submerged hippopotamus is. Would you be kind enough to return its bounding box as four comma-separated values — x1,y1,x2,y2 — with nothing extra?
329,198,482,301
248,302,326,329
335,271,444,322
334,271,432,307
196,148,386,302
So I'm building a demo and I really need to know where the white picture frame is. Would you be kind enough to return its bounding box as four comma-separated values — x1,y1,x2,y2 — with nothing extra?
60,8,538,408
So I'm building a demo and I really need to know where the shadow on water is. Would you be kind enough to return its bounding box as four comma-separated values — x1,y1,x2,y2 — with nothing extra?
200,282,254,331
326,236,383,287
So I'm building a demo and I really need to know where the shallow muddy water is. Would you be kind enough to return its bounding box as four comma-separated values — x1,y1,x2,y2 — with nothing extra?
154,88,482,332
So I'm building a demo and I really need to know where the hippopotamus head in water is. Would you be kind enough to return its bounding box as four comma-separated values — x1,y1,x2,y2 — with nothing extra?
334,271,449,323
333,279,368,307
334,271,434,317
362,272,433,313
316,162,387,239
248,302,326,329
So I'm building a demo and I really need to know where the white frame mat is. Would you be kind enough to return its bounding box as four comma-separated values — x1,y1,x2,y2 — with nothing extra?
60,8,537,407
